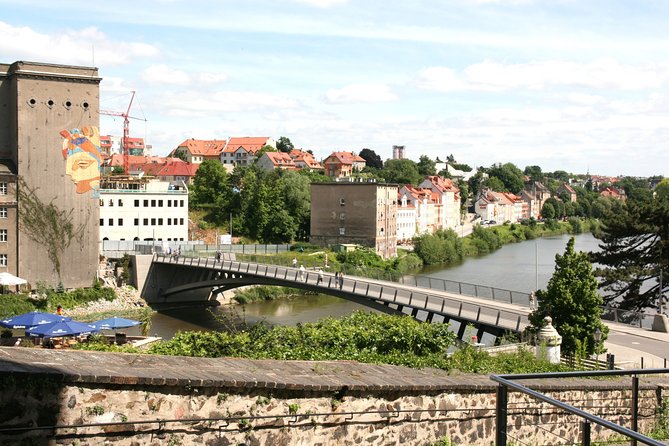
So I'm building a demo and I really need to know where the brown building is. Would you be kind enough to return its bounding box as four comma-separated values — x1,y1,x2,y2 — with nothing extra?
310,181,398,259
0,61,100,288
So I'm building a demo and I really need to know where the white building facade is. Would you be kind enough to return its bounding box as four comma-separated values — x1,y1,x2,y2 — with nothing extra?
99,178,189,242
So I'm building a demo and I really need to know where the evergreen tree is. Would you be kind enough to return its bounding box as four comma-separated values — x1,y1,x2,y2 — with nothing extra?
276,136,294,153
358,148,383,170
591,196,669,312
529,237,607,356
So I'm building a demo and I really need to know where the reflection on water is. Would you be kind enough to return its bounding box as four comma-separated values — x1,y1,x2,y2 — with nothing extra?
149,233,600,339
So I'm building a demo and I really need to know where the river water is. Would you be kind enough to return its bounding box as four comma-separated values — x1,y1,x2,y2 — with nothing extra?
144,233,600,340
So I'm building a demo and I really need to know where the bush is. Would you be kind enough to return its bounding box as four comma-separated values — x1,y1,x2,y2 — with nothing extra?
290,242,320,252
0,294,37,319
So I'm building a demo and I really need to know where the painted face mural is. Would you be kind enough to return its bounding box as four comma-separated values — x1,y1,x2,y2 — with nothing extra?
60,126,102,196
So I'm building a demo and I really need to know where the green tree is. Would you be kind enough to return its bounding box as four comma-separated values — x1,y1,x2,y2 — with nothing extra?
591,195,669,312
529,237,607,356
524,165,543,182
276,136,294,153
416,155,437,176
190,160,228,209
655,178,669,201
483,176,506,192
541,201,556,219
381,159,422,185
173,148,188,162
358,148,383,170
487,163,524,194
254,144,277,160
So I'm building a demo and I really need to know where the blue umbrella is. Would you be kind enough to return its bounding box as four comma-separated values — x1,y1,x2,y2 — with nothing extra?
0,311,71,329
91,317,141,330
26,319,98,338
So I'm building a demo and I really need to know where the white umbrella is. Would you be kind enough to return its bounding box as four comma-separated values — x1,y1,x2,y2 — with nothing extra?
0,272,27,286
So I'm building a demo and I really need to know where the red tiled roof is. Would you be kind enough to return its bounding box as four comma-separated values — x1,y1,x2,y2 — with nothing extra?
176,139,227,157
263,152,296,168
423,175,459,193
324,151,366,165
290,150,322,169
226,137,272,154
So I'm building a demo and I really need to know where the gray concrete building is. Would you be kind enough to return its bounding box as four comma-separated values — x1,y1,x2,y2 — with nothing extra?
0,61,101,288
310,181,398,259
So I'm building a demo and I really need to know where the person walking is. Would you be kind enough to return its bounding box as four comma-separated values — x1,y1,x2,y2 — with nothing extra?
292,257,298,268
334,271,339,287
338,271,344,290
299,264,306,281
317,268,324,285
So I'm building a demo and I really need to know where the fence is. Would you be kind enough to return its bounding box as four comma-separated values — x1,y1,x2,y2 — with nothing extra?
491,368,669,446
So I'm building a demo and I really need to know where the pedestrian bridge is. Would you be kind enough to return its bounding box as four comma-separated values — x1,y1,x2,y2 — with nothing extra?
141,254,531,343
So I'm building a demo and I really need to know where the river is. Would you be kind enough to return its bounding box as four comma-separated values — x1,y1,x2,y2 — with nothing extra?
142,233,600,340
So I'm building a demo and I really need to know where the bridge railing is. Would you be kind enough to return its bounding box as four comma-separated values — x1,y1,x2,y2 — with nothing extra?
218,253,531,306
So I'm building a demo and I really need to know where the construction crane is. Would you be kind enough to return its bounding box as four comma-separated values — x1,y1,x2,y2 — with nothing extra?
100,91,146,174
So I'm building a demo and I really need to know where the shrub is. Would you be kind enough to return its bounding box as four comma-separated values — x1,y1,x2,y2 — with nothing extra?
0,294,36,319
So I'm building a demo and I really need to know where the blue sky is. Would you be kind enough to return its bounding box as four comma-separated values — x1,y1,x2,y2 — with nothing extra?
2,0,669,177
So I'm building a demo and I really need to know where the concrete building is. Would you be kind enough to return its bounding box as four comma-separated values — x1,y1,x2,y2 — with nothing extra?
310,181,398,258
392,145,405,160
0,61,100,288
99,177,188,242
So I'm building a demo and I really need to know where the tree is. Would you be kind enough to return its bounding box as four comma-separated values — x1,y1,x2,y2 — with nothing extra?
529,237,607,356
416,155,437,176
655,178,669,201
487,163,524,194
173,148,188,162
591,195,669,312
190,160,228,208
483,176,506,192
358,148,383,170
254,144,277,160
381,159,422,185
524,165,543,182
276,136,294,153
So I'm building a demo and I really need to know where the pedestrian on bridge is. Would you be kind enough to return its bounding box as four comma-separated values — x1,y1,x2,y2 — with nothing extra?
299,264,306,281
334,271,339,287
292,257,298,268
338,271,344,289
317,268,324,285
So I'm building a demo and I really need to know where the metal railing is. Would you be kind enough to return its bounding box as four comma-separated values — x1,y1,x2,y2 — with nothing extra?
491,368,669,446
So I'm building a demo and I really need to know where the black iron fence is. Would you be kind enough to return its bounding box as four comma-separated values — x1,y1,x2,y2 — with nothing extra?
491,368,669,446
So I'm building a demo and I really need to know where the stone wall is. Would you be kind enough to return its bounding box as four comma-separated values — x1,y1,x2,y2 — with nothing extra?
0,348,667,445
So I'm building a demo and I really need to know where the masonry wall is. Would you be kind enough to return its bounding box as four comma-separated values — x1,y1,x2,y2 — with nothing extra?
0,348,667,445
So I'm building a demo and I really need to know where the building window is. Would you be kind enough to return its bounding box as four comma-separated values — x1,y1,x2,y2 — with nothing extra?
0,254,6,267
339,227,345,235
108,199,114,206
135,199,140,207
159,200,163,207
340,213,345,220
134,218,139,226
100,219,104,226
180,218,184,225
168,201,172,207
118,218,123,226
99,199,104,206
108,219,114,226
143,200,149,207
143,218,148,225
158,218,163,225
0,208,6,218
151,200,156,207
0,183,7,195
340,198,345,206
0,229,6,242
167,218,171,225
151,218,156,225
180,200,184,207
118,199,123,207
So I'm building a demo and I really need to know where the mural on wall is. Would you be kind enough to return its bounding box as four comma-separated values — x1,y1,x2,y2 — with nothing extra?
60,126,102,196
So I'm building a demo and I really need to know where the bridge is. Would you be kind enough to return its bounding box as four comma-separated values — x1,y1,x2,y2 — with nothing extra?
141,254,531,343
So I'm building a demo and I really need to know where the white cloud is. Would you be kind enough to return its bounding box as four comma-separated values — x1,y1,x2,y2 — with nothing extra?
0,22,159,66
291,0,347,8
416,59,669,92
324,84,397,104
160,90,300,115
141,64,191,85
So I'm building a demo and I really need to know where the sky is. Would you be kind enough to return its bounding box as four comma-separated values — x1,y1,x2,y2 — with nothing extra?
2,0,669,177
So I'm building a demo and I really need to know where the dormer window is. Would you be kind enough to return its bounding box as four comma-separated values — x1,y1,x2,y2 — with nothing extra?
340,198,345,206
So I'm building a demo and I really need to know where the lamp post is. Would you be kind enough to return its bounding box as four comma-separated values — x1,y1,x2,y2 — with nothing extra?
594,327,602,370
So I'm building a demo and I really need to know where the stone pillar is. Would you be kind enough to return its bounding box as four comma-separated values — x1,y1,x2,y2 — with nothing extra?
651,313,669,333
536,316,562,364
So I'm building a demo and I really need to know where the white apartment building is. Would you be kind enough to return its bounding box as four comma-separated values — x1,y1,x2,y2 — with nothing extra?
99,177,189,242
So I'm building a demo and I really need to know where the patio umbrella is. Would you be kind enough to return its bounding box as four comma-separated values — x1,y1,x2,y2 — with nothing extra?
0,311,71,329
91,316,141,330
0,272,27,286
26,319,98,338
